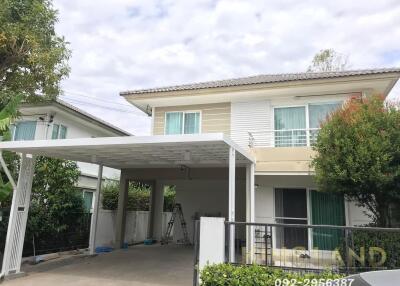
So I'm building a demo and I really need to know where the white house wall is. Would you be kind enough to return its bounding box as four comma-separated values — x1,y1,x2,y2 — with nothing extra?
157,178,246,243
231,100,271,148
17,108,121,180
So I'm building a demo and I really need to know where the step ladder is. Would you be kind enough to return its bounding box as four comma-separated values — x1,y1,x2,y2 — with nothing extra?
161,203,191,245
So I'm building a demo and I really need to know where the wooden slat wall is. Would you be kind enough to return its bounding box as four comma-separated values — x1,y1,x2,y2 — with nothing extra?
153,103,231,135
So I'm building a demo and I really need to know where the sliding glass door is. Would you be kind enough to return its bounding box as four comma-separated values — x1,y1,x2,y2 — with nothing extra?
275,188,308,249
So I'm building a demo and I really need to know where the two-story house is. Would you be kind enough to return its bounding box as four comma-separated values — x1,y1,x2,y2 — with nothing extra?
120,68,400,249
2,68,400,276
11,99,130,210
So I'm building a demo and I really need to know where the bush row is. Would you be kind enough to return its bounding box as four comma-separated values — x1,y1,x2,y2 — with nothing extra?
200,264,344,286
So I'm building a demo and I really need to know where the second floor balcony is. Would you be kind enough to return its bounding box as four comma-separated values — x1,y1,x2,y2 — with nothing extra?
248,128,320,148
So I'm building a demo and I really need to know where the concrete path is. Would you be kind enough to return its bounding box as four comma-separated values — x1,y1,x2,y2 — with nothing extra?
2,245,194,286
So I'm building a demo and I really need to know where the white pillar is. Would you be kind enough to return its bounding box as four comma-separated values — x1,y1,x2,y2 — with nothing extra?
228,147,236,263
199,217,225,270
115,172,128,248
89,165,103,255
1,154,35,276
246,163,255,263
151,180,164,241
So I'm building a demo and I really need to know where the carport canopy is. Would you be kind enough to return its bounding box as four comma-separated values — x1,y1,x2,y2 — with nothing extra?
0,133,254,168
0,133,255,276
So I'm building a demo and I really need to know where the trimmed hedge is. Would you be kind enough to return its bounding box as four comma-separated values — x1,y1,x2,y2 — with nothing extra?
339,229,400,271
200,264,344,286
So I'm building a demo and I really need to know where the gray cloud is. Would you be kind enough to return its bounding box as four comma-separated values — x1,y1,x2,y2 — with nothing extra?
54,0,400,135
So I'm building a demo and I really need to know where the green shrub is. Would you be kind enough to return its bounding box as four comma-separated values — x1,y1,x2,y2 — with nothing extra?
102,181,176,212
200,264,343,286
339,229,400,271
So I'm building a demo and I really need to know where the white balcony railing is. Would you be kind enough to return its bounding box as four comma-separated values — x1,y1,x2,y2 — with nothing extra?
248,128,320,148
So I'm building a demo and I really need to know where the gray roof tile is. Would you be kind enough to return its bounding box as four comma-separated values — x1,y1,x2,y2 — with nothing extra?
120,68,400,96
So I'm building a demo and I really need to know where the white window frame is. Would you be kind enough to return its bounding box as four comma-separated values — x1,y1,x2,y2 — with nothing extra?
272,102,342,147
52,123,68,139
164,110,202,135
12,120,38,141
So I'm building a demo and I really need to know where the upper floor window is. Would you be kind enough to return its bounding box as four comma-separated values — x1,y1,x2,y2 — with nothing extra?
165,111,200,135
52,124,68,139
12,121,37,141
274,102,341,147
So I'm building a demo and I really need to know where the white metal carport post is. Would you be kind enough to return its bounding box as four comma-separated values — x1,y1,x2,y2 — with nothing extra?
1,153,35,277
89,165,103,255
228,147,236,263
246,163,255,263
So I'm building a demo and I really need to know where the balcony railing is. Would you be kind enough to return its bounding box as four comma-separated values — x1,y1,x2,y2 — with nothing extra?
248,128,320,148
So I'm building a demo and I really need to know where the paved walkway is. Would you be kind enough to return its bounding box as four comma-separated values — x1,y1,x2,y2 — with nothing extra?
2,245,194,286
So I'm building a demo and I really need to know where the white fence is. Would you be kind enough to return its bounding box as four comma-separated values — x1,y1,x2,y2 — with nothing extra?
95,210,172,247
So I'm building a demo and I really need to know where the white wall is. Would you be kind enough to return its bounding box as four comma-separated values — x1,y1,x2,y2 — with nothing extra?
156,178,246,243
16,105,123,181
95,210,172,247
231,100,271,148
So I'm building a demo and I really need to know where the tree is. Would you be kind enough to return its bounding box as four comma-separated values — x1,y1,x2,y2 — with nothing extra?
0,0,70,136
0,0,70,101
307,49,349,72
0,0,70,207
26,157,84,242
311,95,400,227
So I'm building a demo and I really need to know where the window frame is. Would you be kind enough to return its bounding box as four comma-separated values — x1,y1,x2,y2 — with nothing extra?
82,190,95,213
272,101,342,147
52,123,68,139
12,120,37,141
164,110,202,135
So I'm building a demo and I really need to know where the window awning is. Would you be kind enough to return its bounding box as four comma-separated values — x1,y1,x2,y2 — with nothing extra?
0,133,255,169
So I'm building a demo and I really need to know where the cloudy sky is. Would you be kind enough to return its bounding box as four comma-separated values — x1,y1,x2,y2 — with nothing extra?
53,0,400,135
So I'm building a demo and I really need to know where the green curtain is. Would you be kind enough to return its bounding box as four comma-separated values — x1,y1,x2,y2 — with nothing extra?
165,112,183,135
59,125,67,139
274,107,306,146
311,190,345,251
52,124,59,139
14,121,37,141
184,112,200,134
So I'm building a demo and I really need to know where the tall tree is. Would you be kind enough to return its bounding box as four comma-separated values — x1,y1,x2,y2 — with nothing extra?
307,49,349,72
0,0,70,130
312,95,400,227
0,0,70,99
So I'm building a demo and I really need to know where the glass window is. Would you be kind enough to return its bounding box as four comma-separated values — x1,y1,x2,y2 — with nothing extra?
165,112,183,135
309,103,341,129
165,111,200,135
184,112,200,134
59,125,67,139
274,107,306,147
83,191,94,212
52,124,59,139
13,121,36,141
309,102,341,144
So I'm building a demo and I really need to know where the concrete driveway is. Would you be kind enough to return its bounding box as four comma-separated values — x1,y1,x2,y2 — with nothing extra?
2,244,194,286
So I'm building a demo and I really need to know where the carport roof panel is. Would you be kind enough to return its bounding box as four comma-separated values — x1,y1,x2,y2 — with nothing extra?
0,133,255,169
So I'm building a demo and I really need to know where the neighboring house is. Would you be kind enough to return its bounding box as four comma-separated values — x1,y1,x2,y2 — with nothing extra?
121,68,400,246
10,99,131,211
